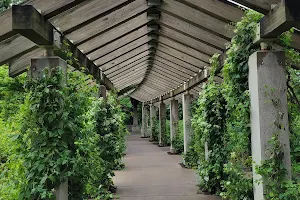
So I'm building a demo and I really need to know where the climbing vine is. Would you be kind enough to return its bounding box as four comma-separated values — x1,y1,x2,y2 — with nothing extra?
190,9,300,200
192,54,228,193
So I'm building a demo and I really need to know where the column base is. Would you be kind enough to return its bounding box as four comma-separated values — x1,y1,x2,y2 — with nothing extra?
170,147,176,154
55,180,68,200
132,126,140,133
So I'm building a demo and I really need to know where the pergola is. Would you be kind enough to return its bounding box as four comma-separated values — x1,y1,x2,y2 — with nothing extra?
0,0,300,199
1,0,299,103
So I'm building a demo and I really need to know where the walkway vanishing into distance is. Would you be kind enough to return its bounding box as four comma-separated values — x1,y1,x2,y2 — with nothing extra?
113,131,221,200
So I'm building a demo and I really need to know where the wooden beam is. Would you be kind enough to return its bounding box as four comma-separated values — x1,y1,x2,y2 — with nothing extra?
157,36,211,63
114,71,146,86
12,5,54,45
157,43,208,68
179,0,244,23
154,56,195,76
160,0,234,40
152,63,190,80
64,0,148,41
231,0,275,14
108,62,148,80
0,0,86,42
98,45,149,70
11,5,114,90
106,57,149,76
151,66,187,82
159,25,222,56
113,68,147,82
78,13,149,54
145,69,209,104
103,51,149,72
94,35,148,64
87,26,149,61
118,78,144,90
111,65,148,81
159,13,227,50
9,48,44,77
50,0,129,33
0,35,37,66
258,0,300,39
155,50,200,72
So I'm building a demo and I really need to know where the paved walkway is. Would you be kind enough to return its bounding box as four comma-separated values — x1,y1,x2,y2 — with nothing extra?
113,132,220,200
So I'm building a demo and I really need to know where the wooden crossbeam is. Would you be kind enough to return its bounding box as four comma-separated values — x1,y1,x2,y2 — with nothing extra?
258,0,300,39
11,5,114,90
231,0,274,14
144,68,208,104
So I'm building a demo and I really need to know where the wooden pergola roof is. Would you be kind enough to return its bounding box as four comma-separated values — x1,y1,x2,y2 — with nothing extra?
0,0,299,104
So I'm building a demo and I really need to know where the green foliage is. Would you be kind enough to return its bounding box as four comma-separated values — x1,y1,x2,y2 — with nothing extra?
0,0,23,12
0,64,128,199
192,54,228,194
119,97,133,125
152,116,159,142
253,28,300,200
17,67,78,199
172,120,184,153
165,120,171,146
0,66,26,200
220,10,263,199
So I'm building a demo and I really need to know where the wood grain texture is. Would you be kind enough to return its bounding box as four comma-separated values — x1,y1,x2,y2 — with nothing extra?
95,35,149,65
105,56,149,76
154,57,195,76
103,51,149,72
156,50,200,73
157,43,207,69
157,36,211,63
87,26,148,61
0,35,37,66
161,0,234,39
159,12,227,50
180,0,244,22
66,0,148,44
78,13,149,54
159,25,222,56
50,0,128,32
108,61,148,79
97,44,148,70
9,48,43,77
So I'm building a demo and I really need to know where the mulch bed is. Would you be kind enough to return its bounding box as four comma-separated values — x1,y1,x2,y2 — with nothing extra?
167,151,180,155
179,162,188,169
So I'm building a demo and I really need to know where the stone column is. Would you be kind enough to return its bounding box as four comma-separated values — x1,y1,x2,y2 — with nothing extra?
170,98,179,153
131,98,139,133
249,51,291,200
141,103,147,137
99,84,107,100
159,100,166,146
31,56,68,200
183,91,192,154
149,104,156,140
145,105,149,137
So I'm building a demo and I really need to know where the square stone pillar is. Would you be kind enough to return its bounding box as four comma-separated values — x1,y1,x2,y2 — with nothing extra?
149,104,156,140
183,91,192,154
99,84,107,100
55,180,68,200
31,56,68,200
141,103,147,137
145,105,149,137
159,101,166,146
170,98,179,153
132,99,139,133
249,51,291,200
